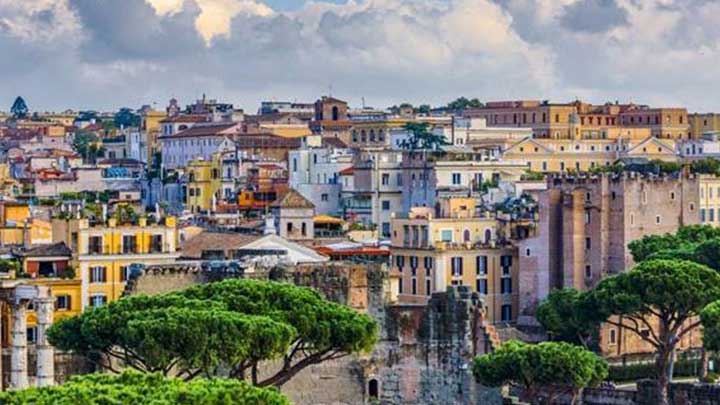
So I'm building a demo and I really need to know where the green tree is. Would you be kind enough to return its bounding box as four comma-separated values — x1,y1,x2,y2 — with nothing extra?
536,288,598,349
691,158,720,175
114,107,141,128
10,96,28,119
48,279,377,387
0,370,289,405
473,340,607,404
582,259,720,404
399,122,449,151
415,104,431,115
446,97,482,111
72,131,105,163
701,301,720,354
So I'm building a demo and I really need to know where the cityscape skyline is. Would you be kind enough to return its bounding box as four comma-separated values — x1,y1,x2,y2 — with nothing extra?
2,0,720,112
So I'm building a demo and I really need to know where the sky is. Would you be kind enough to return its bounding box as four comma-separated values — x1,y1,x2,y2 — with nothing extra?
0,0,719,113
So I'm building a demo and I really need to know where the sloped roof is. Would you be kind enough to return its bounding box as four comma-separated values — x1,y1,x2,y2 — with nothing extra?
271,189,315,209
159,115,208,124
19,242,72,258
179,232,261,259
160,123,239,139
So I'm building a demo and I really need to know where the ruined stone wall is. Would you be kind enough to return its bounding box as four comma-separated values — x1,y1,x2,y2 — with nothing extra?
123,262,499,404
637,380,720,405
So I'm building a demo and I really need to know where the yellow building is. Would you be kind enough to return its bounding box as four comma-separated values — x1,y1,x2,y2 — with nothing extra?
689,113,720,138
186,155,223,213
142,109,168,165
390,198,519,324
0,202,51,245
501,136,678,173
698,174,720,226
52,216,179,309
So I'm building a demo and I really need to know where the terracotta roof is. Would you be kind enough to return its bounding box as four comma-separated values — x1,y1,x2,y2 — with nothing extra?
159,114,209,124
18,242,72,258
339,167,354,175
271,189,315,209
179,232,260,259
322,137,348,149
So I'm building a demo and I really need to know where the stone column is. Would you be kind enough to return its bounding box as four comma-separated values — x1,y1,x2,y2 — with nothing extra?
9,300,29,389
35,295,55,387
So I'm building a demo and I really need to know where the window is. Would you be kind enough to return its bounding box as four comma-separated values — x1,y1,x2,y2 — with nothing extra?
476,255,488,275
656,215,661,224
585,237,591,250
90,295,107,308
476,279,488,294
90,266,106,283
382,200,390,211
525,248,531,257
321,193,329,202
150,235,163,253
381,174,389,185
122,235,137,254
585,265,592,278
424,256,433,269
501,304,512,321
452,173,462,185
710,209,715,222
411,278,417,295
451,257,463,277
382,222,391,238
585,211,590,224
301,222,307,236
396,173,403,186
27,327,37,344
501,277,512,294
395,255,405,269
287,223,293,233
292,158,297,172
670,192,675,200
609,329,617,345
441,230,453,242
120,266,132,282
55,295,72,311
88,236,103,255
426,279,431,296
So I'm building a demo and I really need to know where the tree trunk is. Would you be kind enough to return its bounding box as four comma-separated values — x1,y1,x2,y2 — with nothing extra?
656,348,671,405
701,347,709,380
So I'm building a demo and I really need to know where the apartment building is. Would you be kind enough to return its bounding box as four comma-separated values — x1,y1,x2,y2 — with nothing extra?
159,123,238,169
288,136,354,215
344,150,404,237
52,216,179,310
689,113,720,138
466,99,691,140
401,149,527,212
390,198,519,324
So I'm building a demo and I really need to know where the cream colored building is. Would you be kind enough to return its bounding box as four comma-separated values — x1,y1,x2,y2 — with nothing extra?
390,198,519,324
501,136,678,173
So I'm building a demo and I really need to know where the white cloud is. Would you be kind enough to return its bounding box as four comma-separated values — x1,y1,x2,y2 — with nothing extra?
0,0,719,112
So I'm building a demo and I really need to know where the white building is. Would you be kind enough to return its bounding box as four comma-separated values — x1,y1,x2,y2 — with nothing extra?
344,150,404,238
288,136,354,216
159,123,239,170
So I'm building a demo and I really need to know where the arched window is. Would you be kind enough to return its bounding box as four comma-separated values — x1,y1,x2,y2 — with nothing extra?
368,379,379,399
484,229,492,244
332,106,339,121
463,229,471,242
